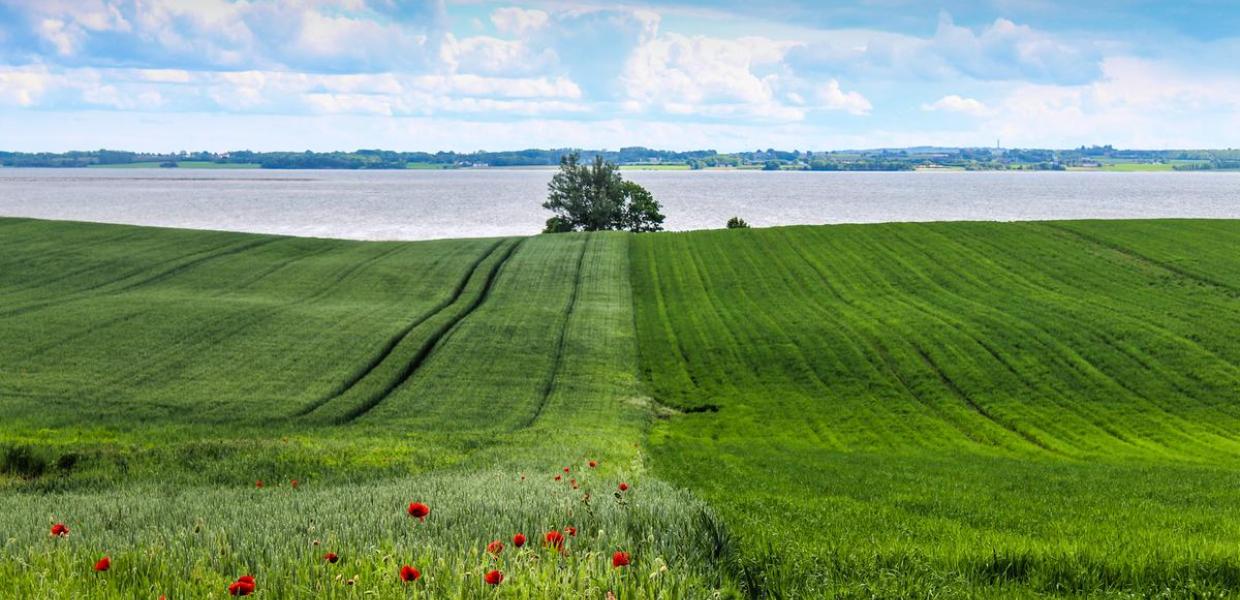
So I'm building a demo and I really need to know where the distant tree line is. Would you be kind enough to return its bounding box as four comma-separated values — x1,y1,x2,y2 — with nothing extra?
4,147,1239,171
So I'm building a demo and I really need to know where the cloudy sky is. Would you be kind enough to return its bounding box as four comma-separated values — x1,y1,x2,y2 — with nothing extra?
0,0,1237,152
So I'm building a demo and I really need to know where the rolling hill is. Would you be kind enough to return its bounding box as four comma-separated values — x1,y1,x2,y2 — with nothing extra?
0,217,1236,598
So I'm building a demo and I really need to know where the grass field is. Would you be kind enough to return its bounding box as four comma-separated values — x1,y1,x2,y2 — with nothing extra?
0,217,1237,597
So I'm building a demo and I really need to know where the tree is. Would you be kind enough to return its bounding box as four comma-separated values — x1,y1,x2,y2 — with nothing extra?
618,181,665,232
542,153,665,233
762,160,781,171
726,216,750,229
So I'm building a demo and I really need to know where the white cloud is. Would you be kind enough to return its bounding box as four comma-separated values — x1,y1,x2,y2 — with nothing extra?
137,69,192,83
37,18,80,55
490,7,548,37
622,33,811,120
815,80,871,115
439,34,555,76
0,65,50,107
932,14,1100,84
922,94,990,116
786,13,1102,86
976,57,1240,147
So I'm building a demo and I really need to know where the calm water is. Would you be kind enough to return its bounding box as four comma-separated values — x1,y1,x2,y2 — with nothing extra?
0,168,1236,240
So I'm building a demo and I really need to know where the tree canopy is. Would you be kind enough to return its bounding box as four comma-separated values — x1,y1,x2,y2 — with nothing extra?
542,153,665,233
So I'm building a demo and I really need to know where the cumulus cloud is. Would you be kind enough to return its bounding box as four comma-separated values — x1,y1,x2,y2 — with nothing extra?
0,63,585,117
491,7,548,37
0,64,49,106
0,0,447,73
622,33,798,116
932,14,1101,84
537,8,661,98
922,94,990,116
786,13,1102,85
969,57,1240,147
0,1,1236,149
440,34,555,76
815,80,872,115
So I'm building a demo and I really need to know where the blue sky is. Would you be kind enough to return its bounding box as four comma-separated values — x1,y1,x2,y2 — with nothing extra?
0,0,1237,152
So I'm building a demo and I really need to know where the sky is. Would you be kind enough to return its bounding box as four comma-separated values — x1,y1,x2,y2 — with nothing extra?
0,0,1237,152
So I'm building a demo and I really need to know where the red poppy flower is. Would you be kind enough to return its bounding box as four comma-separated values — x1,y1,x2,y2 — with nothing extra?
618,482,629,492
554,474,562,481
563,467,570,473
570,479,579,490
588,460,598,468
487,540,504,555
512,533,526,548
399,565,420,582
544,530,565,550
564,526,577,537
323,552,339,564
228,579,255,596
93,556,110,572
237,575,255,586
484,569,504,586
255,480,263,489
407,502,430,521
291,479,299,489
612,551,631,568
50,523,69,537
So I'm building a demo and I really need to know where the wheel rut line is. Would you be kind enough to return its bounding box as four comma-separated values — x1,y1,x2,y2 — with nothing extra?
776,233,964,446
910,345,1061,454
0,237,278,319
332,238,525,424
883,227,1221,439
293,238,507,417
912,224,1240,387
0,228,160,299
1040,222,1239,296
521,235,591,430
229,241,340,293
835,229,1149,452
111,237,283,295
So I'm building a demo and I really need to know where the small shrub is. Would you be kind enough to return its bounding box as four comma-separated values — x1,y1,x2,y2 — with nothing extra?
56,452,79,472
1,444,50,479
726,217,750,229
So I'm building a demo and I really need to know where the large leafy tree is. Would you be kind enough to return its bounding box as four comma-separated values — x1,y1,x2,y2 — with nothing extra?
542,153,665,233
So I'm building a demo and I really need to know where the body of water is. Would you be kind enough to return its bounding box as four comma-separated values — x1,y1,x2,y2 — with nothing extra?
0,168,1236,240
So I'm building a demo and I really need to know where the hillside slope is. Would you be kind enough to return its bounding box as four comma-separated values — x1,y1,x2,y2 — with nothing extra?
0,217,1237,597
632,220,1240,596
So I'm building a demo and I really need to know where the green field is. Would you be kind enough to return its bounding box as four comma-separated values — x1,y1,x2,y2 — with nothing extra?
0,217,1237,598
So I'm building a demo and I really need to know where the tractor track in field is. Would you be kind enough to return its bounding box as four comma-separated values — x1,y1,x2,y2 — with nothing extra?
334,237,524,424
910,346,1061,454
297,238,523,422
106,243,426,397
292,239,506,417
521,235,590,429
0,237,278,319
0,229,160,298
1040,222,1239,296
